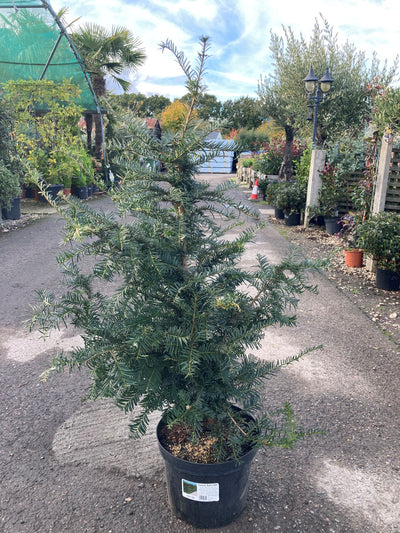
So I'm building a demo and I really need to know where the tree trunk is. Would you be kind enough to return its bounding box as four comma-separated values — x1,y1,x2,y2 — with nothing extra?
278,125,294,181
85,113,93,155
93,75,106,161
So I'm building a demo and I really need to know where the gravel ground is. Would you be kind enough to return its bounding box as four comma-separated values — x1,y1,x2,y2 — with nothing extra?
270,218,400,350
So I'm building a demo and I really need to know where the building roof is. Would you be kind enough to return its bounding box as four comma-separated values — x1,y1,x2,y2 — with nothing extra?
146,118,160,129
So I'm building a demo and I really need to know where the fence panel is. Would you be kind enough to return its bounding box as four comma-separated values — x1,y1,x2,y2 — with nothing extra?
386,147,400,213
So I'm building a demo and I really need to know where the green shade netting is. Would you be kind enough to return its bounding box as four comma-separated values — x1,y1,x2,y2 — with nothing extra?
0,0,99,112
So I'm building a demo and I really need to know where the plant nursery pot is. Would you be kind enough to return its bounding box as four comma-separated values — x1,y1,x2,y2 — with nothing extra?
36,184,63,203
324,216,341,235
375,268,400,291
46,184,64,202
72,186,88,200
274,207,285,220
2,196,21,220
284,212,301,226
344,249,363,268
157,419,257,529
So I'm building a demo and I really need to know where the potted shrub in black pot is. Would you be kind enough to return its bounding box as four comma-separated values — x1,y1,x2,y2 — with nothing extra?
0,99,23,220
265,181,285,219
275,181,307,226
357,211,400,290
0,160,22,221
314,162,343,234
31,38,324,529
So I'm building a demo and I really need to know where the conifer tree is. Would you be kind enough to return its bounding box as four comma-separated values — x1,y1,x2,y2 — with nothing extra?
32,36,324,463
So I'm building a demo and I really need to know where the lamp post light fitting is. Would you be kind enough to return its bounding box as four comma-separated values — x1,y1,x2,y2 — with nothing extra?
303,65,333,148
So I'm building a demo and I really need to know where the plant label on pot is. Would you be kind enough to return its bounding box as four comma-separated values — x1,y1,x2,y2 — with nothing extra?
182,479,219,502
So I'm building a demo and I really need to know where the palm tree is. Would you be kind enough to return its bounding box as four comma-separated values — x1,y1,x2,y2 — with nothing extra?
71,23,146,159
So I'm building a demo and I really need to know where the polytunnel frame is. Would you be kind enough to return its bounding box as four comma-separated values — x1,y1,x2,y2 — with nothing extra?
0,0,108,167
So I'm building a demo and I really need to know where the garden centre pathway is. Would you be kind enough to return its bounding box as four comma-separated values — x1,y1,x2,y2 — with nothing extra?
0,176,399,532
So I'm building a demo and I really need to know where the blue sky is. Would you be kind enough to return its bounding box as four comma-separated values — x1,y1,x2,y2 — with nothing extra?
52,0,399,102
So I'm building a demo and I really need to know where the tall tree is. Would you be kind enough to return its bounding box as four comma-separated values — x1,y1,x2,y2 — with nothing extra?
71,23,146,159
220,97,263,132
161,99,198,132
115,93,171,118
258,16,398,180
181,92,222,122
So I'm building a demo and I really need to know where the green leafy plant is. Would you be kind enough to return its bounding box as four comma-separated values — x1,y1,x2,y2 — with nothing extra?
264,181,281,205
2,79,84,186
293,144,312,187
253,151,282,175
257,177,269,199
31,37,324,464
313,162,343,218
0,161,21,209
0,99,23,208
275,181,307,215
240,158,254,168
357,212,400,271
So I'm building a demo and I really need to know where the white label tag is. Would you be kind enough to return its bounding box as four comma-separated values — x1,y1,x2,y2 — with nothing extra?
182,479,219,502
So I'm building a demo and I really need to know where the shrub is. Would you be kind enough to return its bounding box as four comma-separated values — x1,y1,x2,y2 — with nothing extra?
358,212,400,271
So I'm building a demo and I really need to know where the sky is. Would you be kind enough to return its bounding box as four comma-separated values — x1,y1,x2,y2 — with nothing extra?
51,0,400,102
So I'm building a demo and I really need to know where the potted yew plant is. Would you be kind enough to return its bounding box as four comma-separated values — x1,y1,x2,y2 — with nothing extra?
357,211,400,290
31,37,324,528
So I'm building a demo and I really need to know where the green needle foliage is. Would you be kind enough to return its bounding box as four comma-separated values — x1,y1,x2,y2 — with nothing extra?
32,36,324,463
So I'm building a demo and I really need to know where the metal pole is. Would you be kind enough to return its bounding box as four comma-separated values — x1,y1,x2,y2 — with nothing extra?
312,87,321,149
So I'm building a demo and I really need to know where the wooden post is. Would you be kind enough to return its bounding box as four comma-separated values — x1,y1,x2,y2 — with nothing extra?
371,135,393,214
366,135,393,271
304,149,326,227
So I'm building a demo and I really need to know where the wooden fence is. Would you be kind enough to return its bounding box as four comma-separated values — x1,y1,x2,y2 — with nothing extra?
386,147,400,213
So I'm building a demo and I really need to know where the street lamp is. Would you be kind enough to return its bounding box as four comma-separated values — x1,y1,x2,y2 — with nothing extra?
303,65,333,148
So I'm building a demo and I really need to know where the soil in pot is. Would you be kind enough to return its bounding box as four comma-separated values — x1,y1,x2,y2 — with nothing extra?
157,417,257,528
344,249,363,268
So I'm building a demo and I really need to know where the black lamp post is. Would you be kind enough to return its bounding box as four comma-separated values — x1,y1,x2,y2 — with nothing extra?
303,65,333,148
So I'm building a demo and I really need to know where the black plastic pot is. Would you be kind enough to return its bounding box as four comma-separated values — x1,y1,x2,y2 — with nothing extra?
44,184,64,203
72,186,88,200
274,207,285,219
284,212,301,226
2,196,21,220
157,419,257,529
324,216,341,235
376,268,400,291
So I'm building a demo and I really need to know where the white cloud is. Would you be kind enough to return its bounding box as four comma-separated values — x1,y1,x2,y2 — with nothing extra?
51,0,400,101
150,0,218,20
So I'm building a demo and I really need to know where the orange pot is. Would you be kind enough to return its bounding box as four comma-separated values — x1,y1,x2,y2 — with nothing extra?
344,248,363,268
